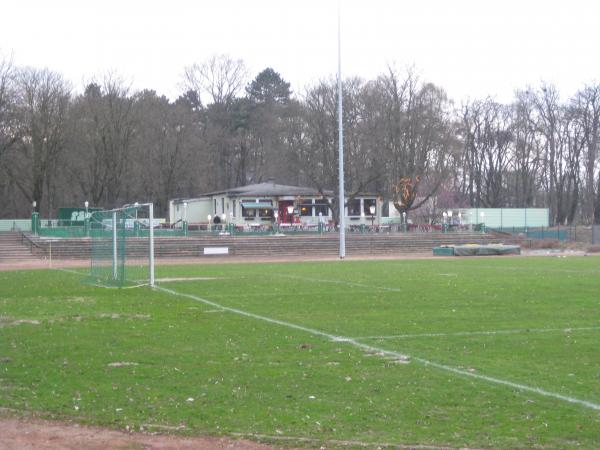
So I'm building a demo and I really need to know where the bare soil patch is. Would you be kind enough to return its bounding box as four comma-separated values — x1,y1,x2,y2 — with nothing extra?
0,253,435,272
0,414,278,450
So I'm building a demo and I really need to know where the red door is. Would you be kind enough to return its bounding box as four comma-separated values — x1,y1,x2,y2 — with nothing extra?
278,200,293,223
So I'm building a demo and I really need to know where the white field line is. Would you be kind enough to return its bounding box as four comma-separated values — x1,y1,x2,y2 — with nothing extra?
155,285,406,356
156,277,220,283
155,285,600,412
54,267,86,276
357,326,600,340
275,274,403,292
459,264,600,275
211,291,357,299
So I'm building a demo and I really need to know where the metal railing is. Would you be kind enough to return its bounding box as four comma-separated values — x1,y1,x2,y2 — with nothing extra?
18,213,593,243
0,219,32,232
488,226,587,242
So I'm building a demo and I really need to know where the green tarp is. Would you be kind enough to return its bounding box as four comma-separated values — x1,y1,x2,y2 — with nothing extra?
433,244,521,257
453,244,520,256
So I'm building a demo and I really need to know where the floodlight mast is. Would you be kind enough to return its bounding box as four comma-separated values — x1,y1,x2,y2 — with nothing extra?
112,211,118,280
337,2,346,259
149,203,154,287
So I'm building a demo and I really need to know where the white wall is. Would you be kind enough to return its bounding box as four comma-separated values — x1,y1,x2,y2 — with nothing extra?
170,198,212,224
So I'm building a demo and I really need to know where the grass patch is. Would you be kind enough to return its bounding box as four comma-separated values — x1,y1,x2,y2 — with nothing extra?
1,257,600,448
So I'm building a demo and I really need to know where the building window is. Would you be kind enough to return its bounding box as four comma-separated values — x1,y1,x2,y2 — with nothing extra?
348,199,361,216
300,200,313,216
363,198,376,216
221,198,225,214
314,199,330,217
381,201,390,217
242,204,256,219
258,199,273,218
259,208,273,218
232,200,236,218
241,199,273,219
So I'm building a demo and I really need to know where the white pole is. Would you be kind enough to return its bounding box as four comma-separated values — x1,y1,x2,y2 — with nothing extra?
149,203,155,287
112,211,118,280
337,2,346,259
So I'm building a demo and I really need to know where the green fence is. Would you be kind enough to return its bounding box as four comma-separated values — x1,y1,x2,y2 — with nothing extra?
489,227,571,241
35,226,189,239
21,212,583,242
26,212,186,238
37,226,88,238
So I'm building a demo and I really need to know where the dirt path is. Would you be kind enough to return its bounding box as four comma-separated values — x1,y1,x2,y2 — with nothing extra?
0,415,277,450
0,253,438,272
0,249,594,273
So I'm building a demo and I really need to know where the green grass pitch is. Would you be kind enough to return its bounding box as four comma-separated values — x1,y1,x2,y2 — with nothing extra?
1,257,600,448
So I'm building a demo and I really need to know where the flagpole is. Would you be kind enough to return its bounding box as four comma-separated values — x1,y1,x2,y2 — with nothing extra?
337,2,346,259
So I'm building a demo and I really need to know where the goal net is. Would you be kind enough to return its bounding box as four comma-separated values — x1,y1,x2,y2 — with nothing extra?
87,203,155,287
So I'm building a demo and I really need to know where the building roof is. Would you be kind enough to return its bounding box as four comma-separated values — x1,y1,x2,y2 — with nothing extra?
204,181,333,198
170,196,210,205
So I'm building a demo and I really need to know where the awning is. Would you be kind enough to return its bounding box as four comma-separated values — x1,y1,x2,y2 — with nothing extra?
241,202,273,209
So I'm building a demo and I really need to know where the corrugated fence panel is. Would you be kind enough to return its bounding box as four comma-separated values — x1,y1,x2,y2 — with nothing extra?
463,208,548,228
523,209,549,227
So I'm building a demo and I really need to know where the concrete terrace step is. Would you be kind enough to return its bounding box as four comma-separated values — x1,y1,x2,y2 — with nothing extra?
20,232,519,260
0,232,37,260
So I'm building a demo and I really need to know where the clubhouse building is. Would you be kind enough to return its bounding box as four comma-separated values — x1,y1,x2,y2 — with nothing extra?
169,181,380,229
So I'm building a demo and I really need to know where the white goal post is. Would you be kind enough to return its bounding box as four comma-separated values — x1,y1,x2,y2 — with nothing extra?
88,202,155,288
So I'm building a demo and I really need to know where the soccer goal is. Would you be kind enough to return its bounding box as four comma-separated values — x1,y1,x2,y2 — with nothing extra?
87,203,155,287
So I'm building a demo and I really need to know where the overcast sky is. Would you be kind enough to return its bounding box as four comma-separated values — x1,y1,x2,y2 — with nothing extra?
1,0,598,103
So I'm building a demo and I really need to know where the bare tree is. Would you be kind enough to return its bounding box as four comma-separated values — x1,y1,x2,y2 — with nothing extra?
66,75,135,208
460,98,513,207
132,90,202,215
533,85,562,222
561,105,585,224
292,78,376,224
0,55,21,217
511,90,543,207
5,55,600,225
293,79,339,215
183,54,248,106
572,84,600,223
0,55,18,160
6,67,70,216
531,84,585,224
378,69,455,217
182,55,250,189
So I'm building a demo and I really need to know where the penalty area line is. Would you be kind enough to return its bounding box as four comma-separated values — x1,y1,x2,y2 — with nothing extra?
155,284,600,412
356,326,600,340
53,267,87,276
